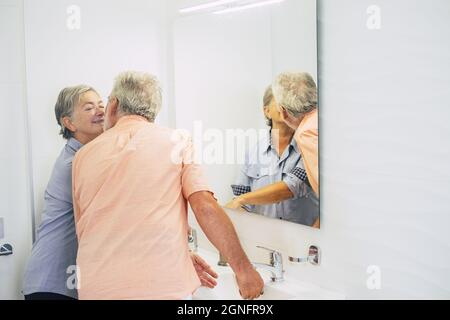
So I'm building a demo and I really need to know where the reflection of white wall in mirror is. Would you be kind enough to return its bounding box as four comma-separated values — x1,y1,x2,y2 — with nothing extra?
178,0,286,15
270,0,317,80
179,0,241,14
173,10,272,204
0,217,4,240
213,0,286,15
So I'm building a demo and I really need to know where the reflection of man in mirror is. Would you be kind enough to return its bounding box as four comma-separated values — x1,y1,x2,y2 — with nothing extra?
226,83,319,228
273,72,319,199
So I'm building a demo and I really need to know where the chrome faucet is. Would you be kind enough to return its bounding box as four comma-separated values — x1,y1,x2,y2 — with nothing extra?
252,246,284,282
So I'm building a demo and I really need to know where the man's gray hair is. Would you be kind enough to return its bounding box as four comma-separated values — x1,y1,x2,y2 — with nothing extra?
55,85,97,140
272,72,318,117
111,71,162,122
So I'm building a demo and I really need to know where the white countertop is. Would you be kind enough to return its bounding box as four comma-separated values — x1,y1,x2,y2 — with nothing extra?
193,248,345,300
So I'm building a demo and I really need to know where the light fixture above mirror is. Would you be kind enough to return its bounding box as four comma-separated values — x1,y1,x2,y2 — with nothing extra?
179,0,286,15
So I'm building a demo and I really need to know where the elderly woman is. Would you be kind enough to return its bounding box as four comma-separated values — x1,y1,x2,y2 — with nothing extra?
226,85,319,227
22,85,106,300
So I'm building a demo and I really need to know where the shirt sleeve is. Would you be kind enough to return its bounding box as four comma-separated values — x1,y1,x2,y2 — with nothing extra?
283,159,310,200
230,154,255,212
231,165,251,197
181,136,214,200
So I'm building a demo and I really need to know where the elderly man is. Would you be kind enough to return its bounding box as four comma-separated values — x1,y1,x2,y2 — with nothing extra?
72,71,263,300
272,72,319,198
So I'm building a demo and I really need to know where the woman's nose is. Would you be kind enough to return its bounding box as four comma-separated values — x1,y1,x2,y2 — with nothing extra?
96,107,105,115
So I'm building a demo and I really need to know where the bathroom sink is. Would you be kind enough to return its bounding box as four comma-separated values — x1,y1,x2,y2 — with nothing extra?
192,248,345,300
193,271,295,300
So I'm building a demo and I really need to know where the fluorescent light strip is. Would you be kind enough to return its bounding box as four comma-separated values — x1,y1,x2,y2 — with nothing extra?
213,0,285,14
179,0,242,14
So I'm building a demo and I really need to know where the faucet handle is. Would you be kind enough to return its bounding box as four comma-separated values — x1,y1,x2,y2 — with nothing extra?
256,245,281,256
256,246,282,264
256,245,280,253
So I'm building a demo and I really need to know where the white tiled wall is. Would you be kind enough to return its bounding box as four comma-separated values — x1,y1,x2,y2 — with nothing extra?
0,0,33,300
189,0,450,299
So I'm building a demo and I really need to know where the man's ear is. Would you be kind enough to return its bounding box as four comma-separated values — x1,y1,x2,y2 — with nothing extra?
108,98,119,117
62,117,76,134
278,106,289,121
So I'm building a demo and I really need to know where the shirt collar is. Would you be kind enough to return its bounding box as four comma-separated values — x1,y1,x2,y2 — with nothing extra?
67,137,83,153
116,115,149,127
290,135,300,154
262,130,300,155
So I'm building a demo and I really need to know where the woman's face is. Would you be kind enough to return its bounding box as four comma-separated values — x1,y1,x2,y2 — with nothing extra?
69,90,105,142
264,98,283,124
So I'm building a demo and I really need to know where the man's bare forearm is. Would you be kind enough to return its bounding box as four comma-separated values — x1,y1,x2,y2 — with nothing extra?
189,191,253,274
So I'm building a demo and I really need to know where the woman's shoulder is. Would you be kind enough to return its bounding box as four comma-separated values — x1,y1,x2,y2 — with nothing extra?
48,145,75,183
44,146,74,203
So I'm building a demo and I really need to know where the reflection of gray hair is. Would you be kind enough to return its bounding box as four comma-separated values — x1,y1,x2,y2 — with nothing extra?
263,85,273,127
111,71,162,122
272,72,317,117
55,85,97,140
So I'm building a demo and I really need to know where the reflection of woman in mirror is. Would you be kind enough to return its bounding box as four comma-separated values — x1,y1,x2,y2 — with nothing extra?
225,85,319,227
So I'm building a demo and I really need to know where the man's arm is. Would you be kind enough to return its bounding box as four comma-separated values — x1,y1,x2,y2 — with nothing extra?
189,191,264,300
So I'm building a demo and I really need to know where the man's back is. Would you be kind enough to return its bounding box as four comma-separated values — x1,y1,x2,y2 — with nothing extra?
72,115,210,299
294,109,319,196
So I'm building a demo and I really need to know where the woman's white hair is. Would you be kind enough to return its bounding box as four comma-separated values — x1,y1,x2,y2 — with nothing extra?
272,72,317,117
111,71,162,122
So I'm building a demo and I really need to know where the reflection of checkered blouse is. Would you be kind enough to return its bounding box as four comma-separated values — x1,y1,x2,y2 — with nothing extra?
230,132,319,227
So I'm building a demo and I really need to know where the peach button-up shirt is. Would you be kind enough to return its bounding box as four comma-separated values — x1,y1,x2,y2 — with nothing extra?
72,115,210,300
294,109,319,196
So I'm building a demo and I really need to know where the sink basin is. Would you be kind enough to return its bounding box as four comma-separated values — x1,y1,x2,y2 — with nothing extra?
193,272,295,300
191,248,345,300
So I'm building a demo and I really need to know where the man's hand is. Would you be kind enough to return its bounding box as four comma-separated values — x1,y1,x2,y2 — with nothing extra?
191,253,219,288
236,267,265,300
189,191,262,299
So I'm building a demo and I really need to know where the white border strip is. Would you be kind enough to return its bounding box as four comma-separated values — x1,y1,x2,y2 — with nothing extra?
20,0,36,243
